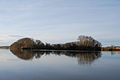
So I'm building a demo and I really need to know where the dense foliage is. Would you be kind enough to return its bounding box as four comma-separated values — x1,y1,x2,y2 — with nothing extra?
10,35,101,51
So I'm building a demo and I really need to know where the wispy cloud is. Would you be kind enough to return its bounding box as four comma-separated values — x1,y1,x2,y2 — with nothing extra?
8,35,25,38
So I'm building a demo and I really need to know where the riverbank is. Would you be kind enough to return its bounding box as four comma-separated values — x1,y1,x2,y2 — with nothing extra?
101,46,120,51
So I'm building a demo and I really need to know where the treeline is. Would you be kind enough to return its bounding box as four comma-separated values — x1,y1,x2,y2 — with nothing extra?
16,35,101,51
21,36,101,50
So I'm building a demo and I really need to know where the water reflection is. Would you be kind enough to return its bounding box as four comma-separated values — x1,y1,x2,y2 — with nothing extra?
10,49,45,60
111,51,120,55
76,52,101,65
10,49,101,65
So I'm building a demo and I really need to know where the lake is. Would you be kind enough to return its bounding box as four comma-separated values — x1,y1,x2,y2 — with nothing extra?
0,49,120,80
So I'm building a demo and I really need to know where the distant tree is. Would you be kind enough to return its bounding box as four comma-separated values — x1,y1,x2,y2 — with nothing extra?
45,43,52,49
77,35,101,50
34,40,45,49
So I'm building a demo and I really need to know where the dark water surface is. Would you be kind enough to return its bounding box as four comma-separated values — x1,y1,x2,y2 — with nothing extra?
0,49,120,80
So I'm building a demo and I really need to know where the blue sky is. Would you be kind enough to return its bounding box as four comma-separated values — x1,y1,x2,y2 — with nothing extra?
0,0,120,46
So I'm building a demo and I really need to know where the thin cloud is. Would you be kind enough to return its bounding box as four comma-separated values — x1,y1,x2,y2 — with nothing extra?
8,35,25,38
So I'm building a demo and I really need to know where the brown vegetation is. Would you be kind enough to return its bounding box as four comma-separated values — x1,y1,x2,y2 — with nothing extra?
102,46,120,51
10,38,35,50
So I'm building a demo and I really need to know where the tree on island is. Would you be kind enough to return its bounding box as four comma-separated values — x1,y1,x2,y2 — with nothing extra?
78,35,101,48
10,35,101,51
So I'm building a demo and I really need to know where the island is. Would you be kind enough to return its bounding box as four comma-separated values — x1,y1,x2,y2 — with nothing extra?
10,35,101,51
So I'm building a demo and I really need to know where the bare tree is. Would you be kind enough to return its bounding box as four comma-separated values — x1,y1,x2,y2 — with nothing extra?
78,35,101,48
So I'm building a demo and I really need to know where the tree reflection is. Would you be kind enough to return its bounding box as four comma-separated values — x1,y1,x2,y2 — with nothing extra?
10,49,101,65
76,52,101,65
10,49,44,60
53,51,101,65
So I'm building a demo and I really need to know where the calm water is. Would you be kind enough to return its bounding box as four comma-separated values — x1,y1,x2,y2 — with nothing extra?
0,49,120,80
